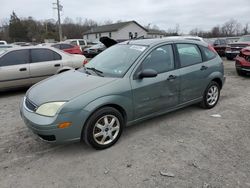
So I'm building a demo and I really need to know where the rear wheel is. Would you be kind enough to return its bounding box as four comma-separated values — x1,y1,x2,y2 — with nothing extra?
83,107,124,150
200,81,220,109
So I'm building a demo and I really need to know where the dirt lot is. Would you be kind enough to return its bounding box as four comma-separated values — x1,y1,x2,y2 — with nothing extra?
0,59,249,188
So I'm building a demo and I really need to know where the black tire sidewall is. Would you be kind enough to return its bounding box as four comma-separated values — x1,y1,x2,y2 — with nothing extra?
83,107,124,150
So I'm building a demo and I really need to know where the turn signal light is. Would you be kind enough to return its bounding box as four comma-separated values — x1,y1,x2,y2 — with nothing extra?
58,122,72,129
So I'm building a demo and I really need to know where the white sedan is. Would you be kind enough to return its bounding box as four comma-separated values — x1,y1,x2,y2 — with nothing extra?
0,46,87,91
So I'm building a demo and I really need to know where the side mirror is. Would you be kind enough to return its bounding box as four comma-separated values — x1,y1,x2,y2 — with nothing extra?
138,69,158,79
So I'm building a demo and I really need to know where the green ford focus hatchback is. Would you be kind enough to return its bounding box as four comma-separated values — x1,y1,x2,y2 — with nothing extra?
20,38,225,149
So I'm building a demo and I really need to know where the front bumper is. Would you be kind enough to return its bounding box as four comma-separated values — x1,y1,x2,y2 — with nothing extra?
20,98,90,143
235,57,250,72
225,51,239,59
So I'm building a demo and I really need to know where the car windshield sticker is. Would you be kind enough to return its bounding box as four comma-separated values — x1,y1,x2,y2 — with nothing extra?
130,45,146,52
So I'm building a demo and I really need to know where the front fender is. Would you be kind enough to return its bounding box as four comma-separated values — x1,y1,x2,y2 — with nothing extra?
84,95,134,122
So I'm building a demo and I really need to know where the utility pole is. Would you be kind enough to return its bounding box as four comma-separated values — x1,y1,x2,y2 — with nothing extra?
53,0,63,41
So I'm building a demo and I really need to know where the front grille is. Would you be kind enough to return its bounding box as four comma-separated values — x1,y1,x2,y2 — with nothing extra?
25,98,37,112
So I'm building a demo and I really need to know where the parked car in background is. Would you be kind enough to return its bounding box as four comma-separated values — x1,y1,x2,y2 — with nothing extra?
20,38,225,149
0,46,86,91
51,43,82,55
0,44,15,52
0,40,7,45
213,38,231,56
12,42,32,47
235,47,250,76
225,35,250,60
83,43,106,58
64,39,88,50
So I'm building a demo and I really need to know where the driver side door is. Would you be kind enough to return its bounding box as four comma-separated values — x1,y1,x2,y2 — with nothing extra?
131,44,180,119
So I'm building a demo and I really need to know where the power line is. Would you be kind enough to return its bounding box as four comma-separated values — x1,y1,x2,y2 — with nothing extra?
53,0,63,41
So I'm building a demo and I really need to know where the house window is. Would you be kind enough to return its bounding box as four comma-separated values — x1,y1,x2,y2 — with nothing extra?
96,34,98,39
109,32,112,38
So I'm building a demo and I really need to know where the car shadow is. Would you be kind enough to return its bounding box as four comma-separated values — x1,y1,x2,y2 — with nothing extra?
0,87,28,98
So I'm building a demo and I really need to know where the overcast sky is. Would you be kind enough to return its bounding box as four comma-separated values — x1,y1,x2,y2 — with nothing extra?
1,0,249,33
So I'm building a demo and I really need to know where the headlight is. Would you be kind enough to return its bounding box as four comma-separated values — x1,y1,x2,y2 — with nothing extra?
36,102,66,117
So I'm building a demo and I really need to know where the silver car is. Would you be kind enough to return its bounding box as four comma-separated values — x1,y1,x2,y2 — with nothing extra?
0,46,86,91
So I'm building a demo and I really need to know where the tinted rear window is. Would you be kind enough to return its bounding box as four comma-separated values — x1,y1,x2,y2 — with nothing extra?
0,50,29,66
61,44,74,49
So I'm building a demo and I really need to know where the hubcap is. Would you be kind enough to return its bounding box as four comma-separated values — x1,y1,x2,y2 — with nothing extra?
93,115,120,145
206,85,219,106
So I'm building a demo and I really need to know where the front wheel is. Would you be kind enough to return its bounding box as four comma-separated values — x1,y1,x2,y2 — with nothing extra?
83,107,124,150
200,81,220,109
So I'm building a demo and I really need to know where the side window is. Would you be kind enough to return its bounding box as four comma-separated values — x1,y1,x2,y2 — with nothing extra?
0,50,29,67
61,44,74,49
70,41,77,46
176,44,202,67
79,40,86,45
141,45,175,74
200,46,216,61
31,49,61,63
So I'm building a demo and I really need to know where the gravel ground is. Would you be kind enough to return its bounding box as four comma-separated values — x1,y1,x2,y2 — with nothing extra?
0,59,249,188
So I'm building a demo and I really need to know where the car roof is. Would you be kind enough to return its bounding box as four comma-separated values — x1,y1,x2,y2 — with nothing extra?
0,46,66,56
119,37,208,47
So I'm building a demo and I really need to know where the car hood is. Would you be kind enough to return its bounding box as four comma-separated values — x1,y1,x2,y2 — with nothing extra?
27,70,117,106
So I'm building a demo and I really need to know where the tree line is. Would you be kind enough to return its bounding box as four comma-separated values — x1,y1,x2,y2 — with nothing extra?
0,12,249,43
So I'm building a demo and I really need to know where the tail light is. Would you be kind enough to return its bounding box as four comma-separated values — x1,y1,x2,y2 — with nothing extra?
83,59,88,65
208,44,217,53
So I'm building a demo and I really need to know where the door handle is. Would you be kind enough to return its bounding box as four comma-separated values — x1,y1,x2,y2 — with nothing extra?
167,75,177,81
54,64,61,67
19,68,27,71
200,65,208,71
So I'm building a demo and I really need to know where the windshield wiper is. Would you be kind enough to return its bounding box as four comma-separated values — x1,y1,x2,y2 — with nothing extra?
86,67,104,77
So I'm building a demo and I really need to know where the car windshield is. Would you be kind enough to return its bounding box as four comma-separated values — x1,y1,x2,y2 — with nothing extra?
238,36,250,42
82,44,147,78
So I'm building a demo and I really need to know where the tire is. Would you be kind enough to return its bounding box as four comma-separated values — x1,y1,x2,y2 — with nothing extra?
236,69,245,76
200,81,220,109
226,57,233,61
83,107,124,150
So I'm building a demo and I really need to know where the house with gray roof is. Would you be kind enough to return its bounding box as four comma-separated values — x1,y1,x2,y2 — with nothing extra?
83,21,165,42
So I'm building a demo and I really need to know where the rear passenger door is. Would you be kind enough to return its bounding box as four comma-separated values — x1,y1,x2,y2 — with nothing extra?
176,43,209,103
29,49,62,84
0,50,30,89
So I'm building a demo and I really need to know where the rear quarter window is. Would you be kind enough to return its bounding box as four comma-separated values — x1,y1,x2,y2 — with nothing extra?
176,43,202,67
200,46,217,61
